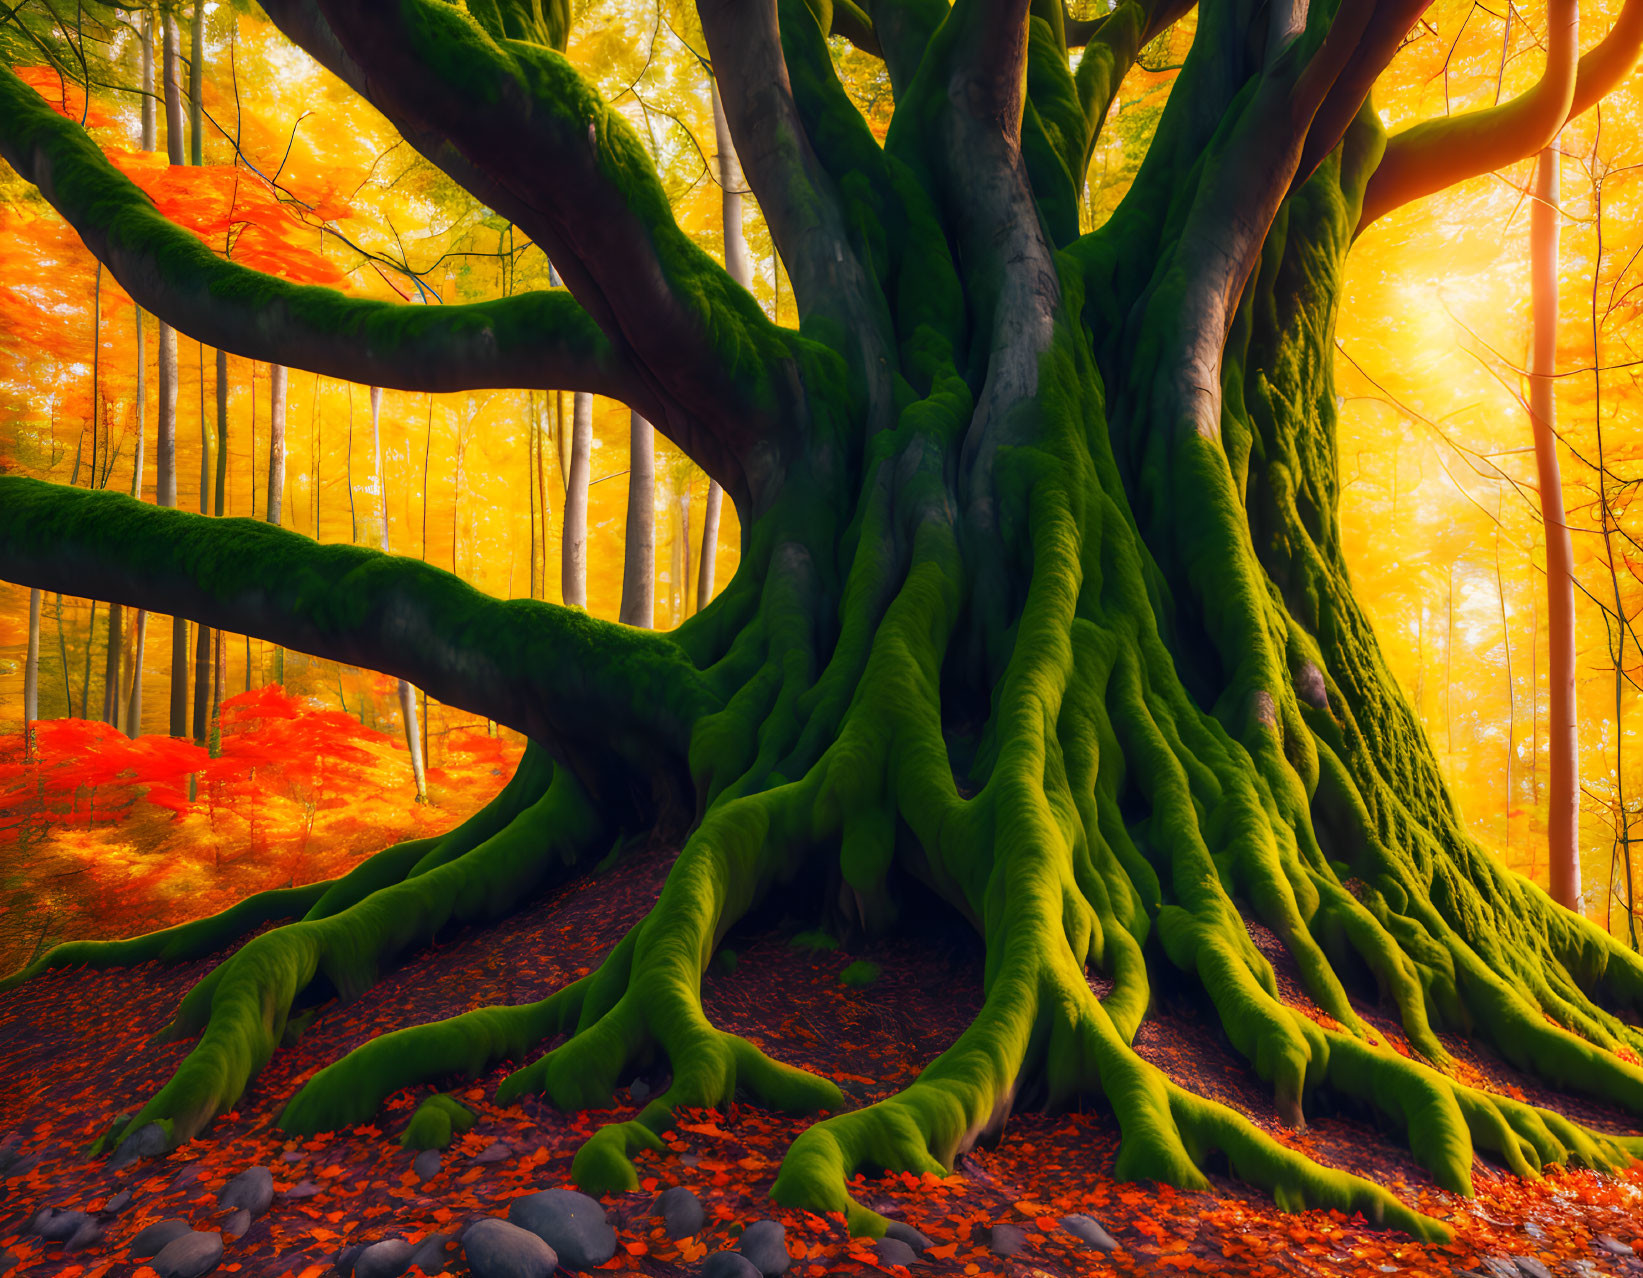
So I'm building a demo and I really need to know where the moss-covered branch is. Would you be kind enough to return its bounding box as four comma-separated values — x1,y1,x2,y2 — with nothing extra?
0,63,635,399
263,0,812,504
0,479,714,802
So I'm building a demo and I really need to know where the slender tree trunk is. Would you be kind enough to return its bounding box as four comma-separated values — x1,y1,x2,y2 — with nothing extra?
131,304,145,500
211,623,225,755
528,391,539,598
696,83,746,612
54,593,70,719
1530,143,1580,912
162,9,184,167
159,5,188,736
215,349,228,515
188,0,203,166
103,603,124,727
620,410,655,628
372,385,427,802
126,612,147,737
140,8,156,153
24,588,41,744
81,600,98,725
537,393,552,595
562,391,592,607
268,364,286,686
157,317,187,737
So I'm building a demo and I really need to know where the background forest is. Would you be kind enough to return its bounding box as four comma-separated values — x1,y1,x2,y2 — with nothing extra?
2,0,1643,969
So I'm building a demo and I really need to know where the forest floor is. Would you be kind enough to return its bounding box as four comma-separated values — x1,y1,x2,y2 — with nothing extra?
1,717,1642,1278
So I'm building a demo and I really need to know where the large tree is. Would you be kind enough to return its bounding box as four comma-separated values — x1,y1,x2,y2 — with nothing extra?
4,0,1643,1242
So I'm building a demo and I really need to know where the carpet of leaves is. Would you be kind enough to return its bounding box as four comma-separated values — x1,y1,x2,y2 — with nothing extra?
2,807,1642,1276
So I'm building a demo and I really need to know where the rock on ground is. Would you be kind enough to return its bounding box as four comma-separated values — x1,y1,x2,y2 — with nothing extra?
507,1188,616,1269
130,1217,194,1259
654,1186,705,1240
218,1167,274,1216
882,1222,932,1255
738,1220,790,1275
150,1229,224,1278
1061,1213,1120,1252
354,1236,415,1278
463,1216,559,1278
702,1250,763,1278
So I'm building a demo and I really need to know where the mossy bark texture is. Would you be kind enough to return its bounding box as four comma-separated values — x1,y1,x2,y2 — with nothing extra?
4,0,1643,1245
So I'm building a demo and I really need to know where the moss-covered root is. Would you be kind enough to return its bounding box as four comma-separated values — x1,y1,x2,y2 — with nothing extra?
772,960,1446,1240
491,807,844,1195
278,974,593,1136
399,1092,478,1150
90,761,607,1160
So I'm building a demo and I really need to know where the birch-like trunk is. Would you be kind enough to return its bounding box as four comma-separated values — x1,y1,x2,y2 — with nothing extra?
620,410,655,628
562,391,592,608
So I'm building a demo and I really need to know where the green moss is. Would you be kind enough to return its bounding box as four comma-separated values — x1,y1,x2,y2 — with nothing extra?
789,930,839,951
398,1094,477,1151
839,961,881,987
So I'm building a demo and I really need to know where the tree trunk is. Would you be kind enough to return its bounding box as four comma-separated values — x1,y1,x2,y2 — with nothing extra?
103,602,124,727
140,8,156,153
372,385,427,803
268,363,286,686
188,0,204,166
126,611,147,737
162,9,184,167
156,318,187,738
696,82,747,613
1530,143,1580,912
131,304,145,500
619,410,654,628
561,390,591,608
23,588,40,736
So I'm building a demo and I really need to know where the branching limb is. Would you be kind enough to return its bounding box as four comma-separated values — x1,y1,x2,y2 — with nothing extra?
0,63,634,399
262,0,801,502
0,479,714,800
1357,0,1609,231
830,0,883,57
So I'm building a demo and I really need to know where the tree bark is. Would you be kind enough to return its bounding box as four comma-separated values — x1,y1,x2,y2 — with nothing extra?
162,9,184,167
23,588,40,733
1531,142,1581,912
620,410,654,628
268,364,287,686
141,8,156,153
126,611,147,737
103,602,124,727
189,0,204,166
156,318,187,737
372,385,428,802
562,391,592,608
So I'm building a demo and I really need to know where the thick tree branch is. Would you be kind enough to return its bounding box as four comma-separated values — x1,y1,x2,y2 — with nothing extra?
0,63,638,399
700,0,899,433
1358,0,1600,231
1072,0,1196,173
261,0,803,508
0,479,715,802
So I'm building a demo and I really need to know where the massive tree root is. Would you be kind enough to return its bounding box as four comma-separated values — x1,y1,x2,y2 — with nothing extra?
7,0,1643,1250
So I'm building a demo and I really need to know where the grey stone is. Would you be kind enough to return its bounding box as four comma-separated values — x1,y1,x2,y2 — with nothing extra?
413,1149,443,1182
355,1237,415,1278
988,1223,1027,1257
334,1243,365,1275
130,1218,194,1259
883,1222,932,1255
30,1207,93,1241
509,1188,615,1269
109,1122,169,1171
0,1249,16,1274
654,1186,705,1239
222,1209,252,1241
739,1220,790,1276
463,1216,559,1278
1061,1214,1120,1253
410,1231,455,1275
475,1141,512,1164
1598,1236,1636,1257
282,1178,321,1200
218,1167,274,1217
875,1238,918,1268
104,1188,133,1214
1511,1258,1553,1278
151,1229,224,1278
65,1216,105,1253
703,1251,763,1278
280,1150,304,1163
629,1078,651,1102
